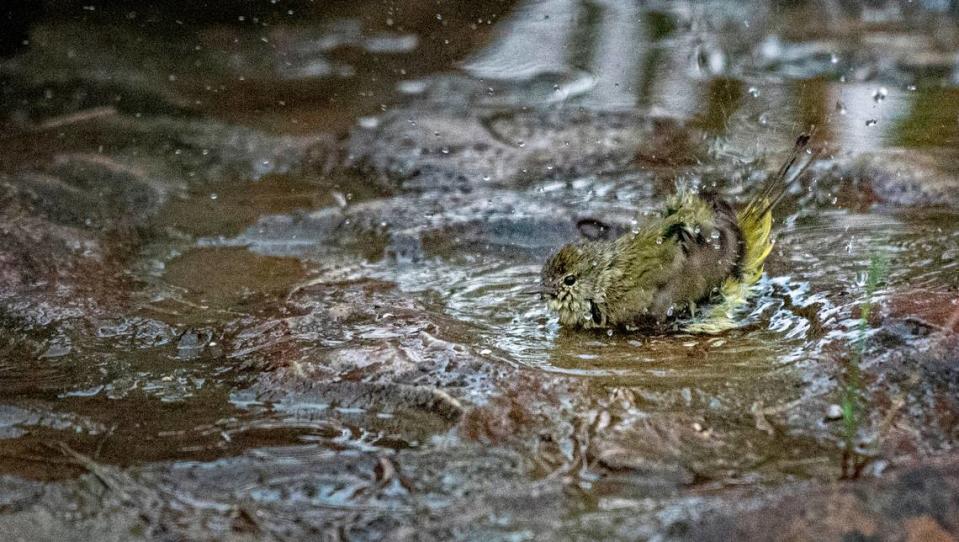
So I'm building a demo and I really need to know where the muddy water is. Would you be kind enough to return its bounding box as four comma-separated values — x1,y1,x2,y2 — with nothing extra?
0,0,958,539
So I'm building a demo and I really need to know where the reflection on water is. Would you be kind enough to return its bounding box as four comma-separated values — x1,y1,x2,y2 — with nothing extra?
462,0,959,153
1,1,958,536
463,0,696,110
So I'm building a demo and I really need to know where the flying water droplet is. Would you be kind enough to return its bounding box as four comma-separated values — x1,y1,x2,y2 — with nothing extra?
748,86,760,97
872,87,887,102
865,119,878,127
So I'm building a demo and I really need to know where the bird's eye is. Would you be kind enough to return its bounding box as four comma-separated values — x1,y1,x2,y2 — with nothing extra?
563,275,577,286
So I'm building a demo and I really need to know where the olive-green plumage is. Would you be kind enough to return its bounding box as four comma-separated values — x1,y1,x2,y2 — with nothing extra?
541,135,814,332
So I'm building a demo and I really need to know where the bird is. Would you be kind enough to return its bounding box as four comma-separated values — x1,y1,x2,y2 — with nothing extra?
540,134,816,333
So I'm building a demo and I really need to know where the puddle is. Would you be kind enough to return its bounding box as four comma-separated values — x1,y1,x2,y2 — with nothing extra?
160,247,306,312
0,0,958,539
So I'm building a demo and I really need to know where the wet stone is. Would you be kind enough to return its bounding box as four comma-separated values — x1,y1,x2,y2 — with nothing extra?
815,151,959,209
677,455,959,542
347,104,703,192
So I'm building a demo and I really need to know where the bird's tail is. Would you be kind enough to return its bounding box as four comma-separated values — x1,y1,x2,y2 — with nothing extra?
685,133,816,334
736,133,816,285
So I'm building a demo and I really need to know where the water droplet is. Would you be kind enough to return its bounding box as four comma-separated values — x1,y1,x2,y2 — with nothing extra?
835,101,847,115
872,87,887,102
666,306,674,317
747,86,760,97
906,84,917,92
830,53,839,64
435,13,443,20
441,147,450,154
517,140,526,148
710,230,721,239
358,116,379,129
865,119,877,127
482,175,491,181
758,112,769,126
209,193,218,200
656,237,664,245
606,329,614,337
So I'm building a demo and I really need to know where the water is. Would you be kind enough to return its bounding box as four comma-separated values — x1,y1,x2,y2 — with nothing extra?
0,1,958,538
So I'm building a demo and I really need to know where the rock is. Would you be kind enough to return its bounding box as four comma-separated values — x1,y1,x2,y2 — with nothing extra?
347,103,702,192
0,113,327,326
815,151,959,208
885,289,959,334
678,456,959,541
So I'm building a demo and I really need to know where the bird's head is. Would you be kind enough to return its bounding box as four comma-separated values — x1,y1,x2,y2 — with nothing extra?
540,243,610,327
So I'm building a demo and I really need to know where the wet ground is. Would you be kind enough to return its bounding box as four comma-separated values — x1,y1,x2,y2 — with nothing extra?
0,0,958,540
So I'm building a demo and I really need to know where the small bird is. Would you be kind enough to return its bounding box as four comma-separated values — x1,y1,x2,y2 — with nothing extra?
541,134,815,332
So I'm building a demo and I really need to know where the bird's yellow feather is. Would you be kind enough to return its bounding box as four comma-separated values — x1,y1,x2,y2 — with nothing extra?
684,201,774,334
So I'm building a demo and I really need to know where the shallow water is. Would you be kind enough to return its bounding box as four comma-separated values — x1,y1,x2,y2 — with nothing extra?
0,0,958,538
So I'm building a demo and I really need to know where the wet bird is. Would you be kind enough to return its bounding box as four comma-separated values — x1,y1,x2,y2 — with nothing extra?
540,134,816,332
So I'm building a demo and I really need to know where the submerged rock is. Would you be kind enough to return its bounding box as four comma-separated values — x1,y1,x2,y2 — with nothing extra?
0,113,326,324
347,104,703,192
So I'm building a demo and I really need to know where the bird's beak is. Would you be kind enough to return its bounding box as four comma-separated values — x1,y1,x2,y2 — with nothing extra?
519,285,556,299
